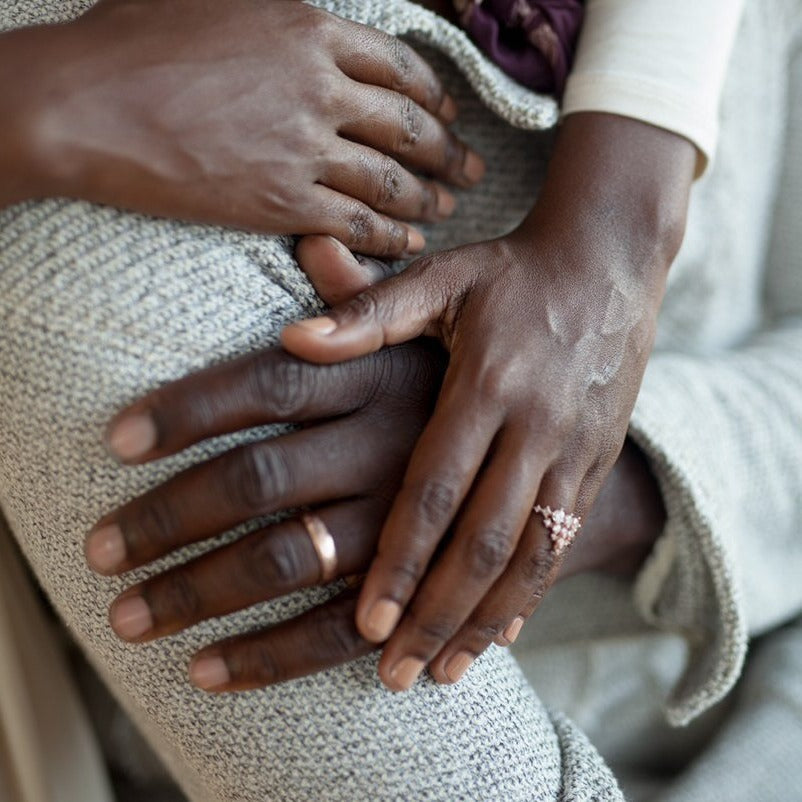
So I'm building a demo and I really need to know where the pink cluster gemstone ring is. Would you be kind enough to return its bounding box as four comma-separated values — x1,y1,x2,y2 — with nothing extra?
533,504,581,555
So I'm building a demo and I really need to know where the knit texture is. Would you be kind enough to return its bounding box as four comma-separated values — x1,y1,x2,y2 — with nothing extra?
1,0,801,798
0,1,613,800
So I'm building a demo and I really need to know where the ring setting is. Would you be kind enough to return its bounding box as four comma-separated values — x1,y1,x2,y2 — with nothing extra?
533,505,581,555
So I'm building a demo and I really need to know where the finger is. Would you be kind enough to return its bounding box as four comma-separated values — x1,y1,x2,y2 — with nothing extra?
321,141,455,222
376,432,540,690
295,235,395,306
333,24,457,123
308,185,426,259
429,470,581,684
281,254,448,363
86,417,379,575
338,86,484,188
516,472,586,620
105,348,390,464
353,376,503,647
108,499,383,642
188,589,375,692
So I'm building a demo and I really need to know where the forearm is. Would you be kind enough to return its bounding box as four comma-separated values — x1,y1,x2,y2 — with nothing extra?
565,0,746,176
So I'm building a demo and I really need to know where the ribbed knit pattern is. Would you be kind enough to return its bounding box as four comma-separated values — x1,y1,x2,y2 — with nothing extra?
1,0,800,799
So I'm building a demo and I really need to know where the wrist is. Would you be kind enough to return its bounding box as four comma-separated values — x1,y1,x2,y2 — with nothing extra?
0,23,88,209
518,112,696,289
0,28,55,207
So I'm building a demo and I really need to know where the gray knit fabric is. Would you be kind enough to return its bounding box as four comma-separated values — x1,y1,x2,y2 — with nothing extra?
0,2,618,801
1,0,801,799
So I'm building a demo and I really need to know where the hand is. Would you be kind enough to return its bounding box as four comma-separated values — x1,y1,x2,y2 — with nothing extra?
282,112,695,690
85,340,444,689
1,0,485,256
86,338,663,692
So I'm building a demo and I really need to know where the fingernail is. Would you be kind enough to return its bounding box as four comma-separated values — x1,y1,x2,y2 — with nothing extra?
439,94,458,123
85,524,126,574
462,151,486,184
328,236,356,262
502,616,525,645
363,598,402,642
189,655,230,691
436,188,456,218
110,595,153,640
107,413,157,461
405,228,426,255
444,651,475,683
293,316,337,335
389,656,425,690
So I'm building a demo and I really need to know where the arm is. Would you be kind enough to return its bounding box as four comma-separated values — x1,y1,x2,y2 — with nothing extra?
564,0,747,176
277,0,746,692
280,106,695,691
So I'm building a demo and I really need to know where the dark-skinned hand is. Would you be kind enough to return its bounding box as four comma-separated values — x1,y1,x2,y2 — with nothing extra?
280,112,695,690
85,235,665,692
0,0,485,256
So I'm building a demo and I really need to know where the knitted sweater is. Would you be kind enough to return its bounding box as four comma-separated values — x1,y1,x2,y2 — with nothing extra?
1,0,801,800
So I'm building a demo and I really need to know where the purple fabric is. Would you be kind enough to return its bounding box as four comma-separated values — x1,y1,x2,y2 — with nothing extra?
454,0,584,96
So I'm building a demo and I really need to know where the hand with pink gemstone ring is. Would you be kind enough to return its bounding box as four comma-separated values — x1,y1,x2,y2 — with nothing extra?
282,112,696,691
86,329,663,692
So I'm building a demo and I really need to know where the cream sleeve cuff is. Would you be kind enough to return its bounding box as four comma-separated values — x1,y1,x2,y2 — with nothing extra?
562,0,746,177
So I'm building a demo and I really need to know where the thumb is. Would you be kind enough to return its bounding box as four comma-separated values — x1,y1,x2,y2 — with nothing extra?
281,257,445,364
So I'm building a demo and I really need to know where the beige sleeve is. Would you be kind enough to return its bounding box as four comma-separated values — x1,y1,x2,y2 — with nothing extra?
563,0,746,176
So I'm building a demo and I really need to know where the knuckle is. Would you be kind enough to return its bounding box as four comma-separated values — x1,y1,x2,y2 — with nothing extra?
389,37,415,91
442,131,466,173
384,555,426,595
463,528,514,580
225,444,292,514
382,221,407,256
409,477,457,528
426,76,445,114
399,96,424,149
405,606,456,648
234,641,282,685
303,6,336,45
470,620,505,644
473,361,516,411
474,621,504,646
241,531,304,590
347,207,376,248
521,543,557,589
311,604,366,661
343,288,382,325
419,183,439,218
250,355,312,418
155,571,201,622
129,495,181,555
376,161,404,207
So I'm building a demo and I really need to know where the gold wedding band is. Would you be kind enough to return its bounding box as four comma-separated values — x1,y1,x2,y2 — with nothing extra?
301,513,338,583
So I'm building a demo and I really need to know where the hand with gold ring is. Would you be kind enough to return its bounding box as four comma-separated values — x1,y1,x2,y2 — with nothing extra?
85,334,664,693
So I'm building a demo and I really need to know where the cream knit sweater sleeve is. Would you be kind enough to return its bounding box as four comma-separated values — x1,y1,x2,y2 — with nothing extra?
628,34,802,725
564,0,746,175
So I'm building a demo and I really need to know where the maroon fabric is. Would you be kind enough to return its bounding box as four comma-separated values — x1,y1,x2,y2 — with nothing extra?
454,0,584,96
